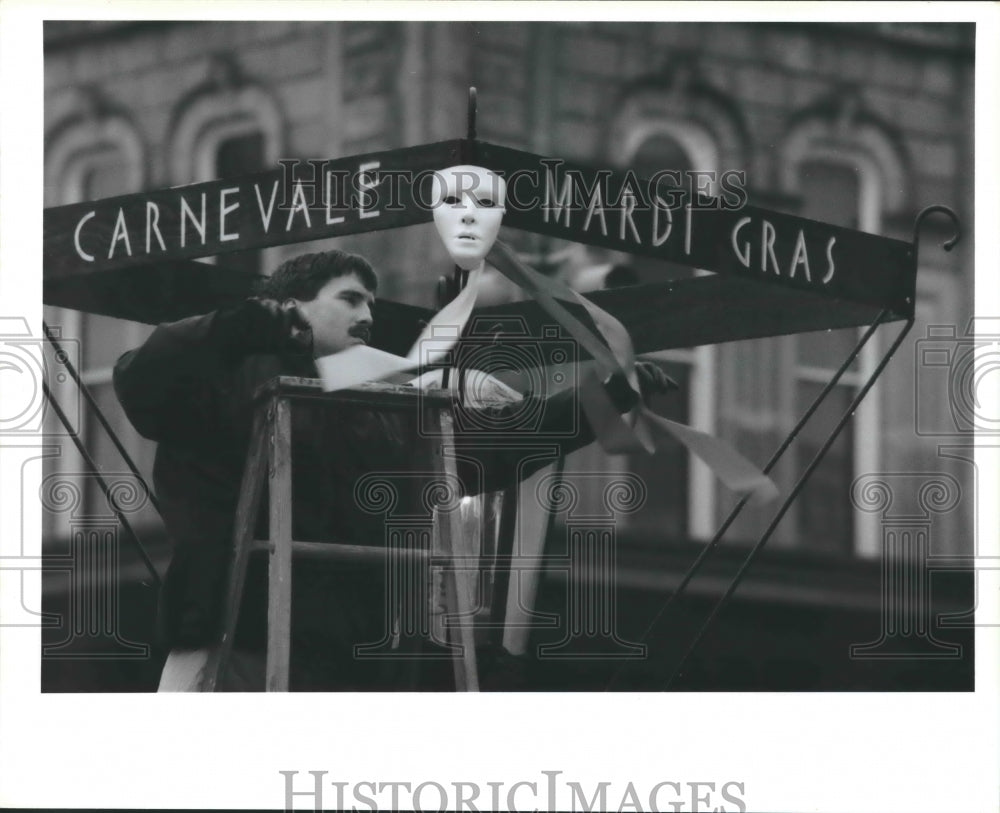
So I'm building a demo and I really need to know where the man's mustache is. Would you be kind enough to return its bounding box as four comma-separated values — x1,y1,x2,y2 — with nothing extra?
349,325,372,339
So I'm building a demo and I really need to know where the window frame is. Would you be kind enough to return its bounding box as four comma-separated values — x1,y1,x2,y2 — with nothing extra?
781,124,907,557
169,84,285,273
43,114,147,538
613,119,722,541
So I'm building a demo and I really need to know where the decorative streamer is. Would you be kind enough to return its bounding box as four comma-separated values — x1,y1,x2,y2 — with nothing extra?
487,240,778,501
405,266,483,366
317,268,484,392
318,237,776,500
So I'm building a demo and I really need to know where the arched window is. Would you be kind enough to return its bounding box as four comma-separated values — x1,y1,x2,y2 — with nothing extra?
593,76,745,542
44,110,156,537
621,127,704,284
44,105,144,207
169,70,284,276
609,126,711,541
777,94,910,556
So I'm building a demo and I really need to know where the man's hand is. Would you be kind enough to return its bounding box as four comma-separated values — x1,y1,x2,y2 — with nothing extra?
635,360,679,402
213,297,313,357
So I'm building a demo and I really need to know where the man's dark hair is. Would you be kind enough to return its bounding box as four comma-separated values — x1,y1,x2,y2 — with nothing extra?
257,249,378,301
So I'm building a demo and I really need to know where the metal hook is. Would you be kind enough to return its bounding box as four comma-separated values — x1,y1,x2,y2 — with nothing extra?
913,204,961,254
467,86,477,141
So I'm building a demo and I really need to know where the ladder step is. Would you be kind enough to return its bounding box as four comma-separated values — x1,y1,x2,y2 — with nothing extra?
252,539,431,562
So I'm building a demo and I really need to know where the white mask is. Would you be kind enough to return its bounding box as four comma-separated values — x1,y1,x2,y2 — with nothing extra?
431,165,507,271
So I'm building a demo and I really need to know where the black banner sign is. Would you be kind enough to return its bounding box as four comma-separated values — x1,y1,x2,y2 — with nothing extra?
469,141,915,318
44,137,915,318
44,139,464,280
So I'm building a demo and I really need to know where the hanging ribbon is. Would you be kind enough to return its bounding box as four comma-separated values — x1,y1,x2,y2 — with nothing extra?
317,237,777,501
406,266,484,366
487,240,778,502
317,268,486,392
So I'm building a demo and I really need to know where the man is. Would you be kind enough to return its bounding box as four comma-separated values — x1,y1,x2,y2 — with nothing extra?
114,248,670,691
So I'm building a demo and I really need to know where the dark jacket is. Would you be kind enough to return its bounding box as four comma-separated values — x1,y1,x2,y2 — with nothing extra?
113,308,634,685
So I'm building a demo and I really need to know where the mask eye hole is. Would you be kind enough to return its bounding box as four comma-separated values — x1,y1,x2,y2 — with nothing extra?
443,195,460,205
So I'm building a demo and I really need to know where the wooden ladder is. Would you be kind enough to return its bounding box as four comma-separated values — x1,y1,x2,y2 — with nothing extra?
197,376,481,691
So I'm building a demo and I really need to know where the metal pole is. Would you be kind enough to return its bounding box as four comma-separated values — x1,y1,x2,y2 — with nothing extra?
467,85,477,141
41,378,162,587
42,320,163,520
604,310,889,690
662,316,915,689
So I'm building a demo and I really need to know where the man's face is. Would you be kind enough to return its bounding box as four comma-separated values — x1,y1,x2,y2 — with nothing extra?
290,273,375,357
431,165,507,271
